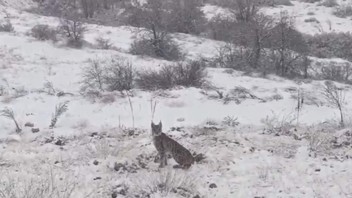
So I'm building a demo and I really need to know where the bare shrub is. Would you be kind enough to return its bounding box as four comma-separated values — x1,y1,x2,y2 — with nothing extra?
130,170,199,198
322,81,346,127
136,60,206,90
306,125,334,156
0,107,21,133
261,112,296,135
130,33,183,61
306,32,352,61
166,0,206,34
95,36,113,49
81,60,105,91
333,4,352,18
320,62,352,83
31,24,58,41
319,0,338,7
0,20,14,32
0,169,77,198
80,58,135,93
59,17,86,48
50,101,69,128
104,59,134,92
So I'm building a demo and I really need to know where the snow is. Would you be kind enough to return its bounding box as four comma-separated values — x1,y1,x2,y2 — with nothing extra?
1,0,352,198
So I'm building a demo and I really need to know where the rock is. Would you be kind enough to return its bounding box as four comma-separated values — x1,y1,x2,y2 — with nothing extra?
25,122,34,127
93,160,99,165
93,177,102,180
55,139,64,146
54,161,59,164
119,189,126,196
193,195,200,198
209,183,217,189
114,162,127,172
90,132,98,137
31,128,40,133
315,168,321,172
111,191,118,198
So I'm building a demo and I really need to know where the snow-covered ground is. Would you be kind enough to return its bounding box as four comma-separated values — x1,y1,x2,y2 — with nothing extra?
1,1,352,198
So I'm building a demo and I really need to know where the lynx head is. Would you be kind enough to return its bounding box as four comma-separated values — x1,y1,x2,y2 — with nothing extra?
151,121,162,136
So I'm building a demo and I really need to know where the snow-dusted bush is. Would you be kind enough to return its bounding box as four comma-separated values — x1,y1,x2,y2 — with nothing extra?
136,60,206,90
59,18,86,48
261,112,296,136
81,58,135,93
31,24,58,41
306,32,352,61
333,4,352,18
130,170,200,198
123,0,205,35
130,33,183,61
0,20,14,32
104,59,134,92
95,36,113,50
320,62,352,83
0,169,77,198
319,0,338,7
299,0,321,3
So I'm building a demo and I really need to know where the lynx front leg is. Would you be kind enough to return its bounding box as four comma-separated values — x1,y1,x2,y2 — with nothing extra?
159,152,167,168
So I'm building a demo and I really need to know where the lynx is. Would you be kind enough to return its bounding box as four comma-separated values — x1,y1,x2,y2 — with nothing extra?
151,121,195,169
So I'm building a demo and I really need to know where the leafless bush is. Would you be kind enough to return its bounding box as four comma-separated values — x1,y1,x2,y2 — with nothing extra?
0,20,14,32
306,32,352,61
136,60,206,90
130,33,183,61
0,107,21,133
80,58,135,93
261,112,296,135
59,18,86,48
222,116,239,127
320,62,352,83
319,0,338,7
50,101,69,128
31,24,58,41
81,60,105,91
131,170,199,198
104,59,134,92
333,4,352,18
306,125,334,156
95,36,113,49
0,169,77,198
322,81,346,128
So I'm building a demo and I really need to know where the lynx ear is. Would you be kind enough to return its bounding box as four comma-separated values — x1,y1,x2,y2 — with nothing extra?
151,122,155,127
159,121,162,127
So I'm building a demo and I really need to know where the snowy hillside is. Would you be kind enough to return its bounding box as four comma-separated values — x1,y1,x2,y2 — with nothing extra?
1,0,352,197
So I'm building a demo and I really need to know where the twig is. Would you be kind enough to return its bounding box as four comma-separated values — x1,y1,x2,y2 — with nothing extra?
126,91,134,128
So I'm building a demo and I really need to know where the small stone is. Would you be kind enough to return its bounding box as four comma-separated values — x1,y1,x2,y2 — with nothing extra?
114,162,127,172
31,128,40,133
93,160,99,165
119,189,126,196
193,195,200,198
322,158,327,161
111,191,118,198
54,161,59,164
90,132,98,137
93,177,102,180
315,168,321,172
209,183,217,189
25,122,34,127
55,139,64,146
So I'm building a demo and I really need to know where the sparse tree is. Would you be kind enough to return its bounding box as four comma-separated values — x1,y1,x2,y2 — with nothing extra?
322,81,345,128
